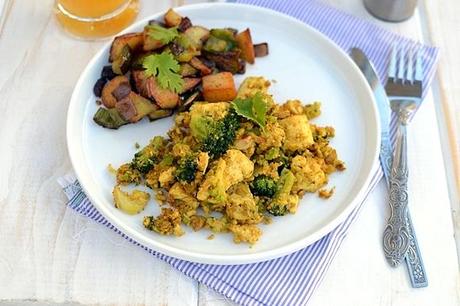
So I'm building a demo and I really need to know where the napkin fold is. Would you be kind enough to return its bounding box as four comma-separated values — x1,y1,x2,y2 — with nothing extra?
59,1,439,305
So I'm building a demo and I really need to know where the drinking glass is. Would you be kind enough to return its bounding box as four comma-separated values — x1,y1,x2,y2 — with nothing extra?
54,0,140,40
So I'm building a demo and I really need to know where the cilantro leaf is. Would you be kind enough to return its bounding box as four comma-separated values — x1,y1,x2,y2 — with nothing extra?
142,52,184,93
145,24,179,44
232,92,268,130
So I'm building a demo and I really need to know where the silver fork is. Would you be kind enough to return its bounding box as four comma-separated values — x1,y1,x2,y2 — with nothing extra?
382,46,423,267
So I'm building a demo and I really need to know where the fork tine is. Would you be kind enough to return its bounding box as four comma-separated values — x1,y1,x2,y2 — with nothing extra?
415,48,423,82
406,49,414,84
388,45,397,79
397,47,405,82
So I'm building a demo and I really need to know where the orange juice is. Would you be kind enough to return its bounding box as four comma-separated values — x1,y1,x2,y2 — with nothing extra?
54,0,140,39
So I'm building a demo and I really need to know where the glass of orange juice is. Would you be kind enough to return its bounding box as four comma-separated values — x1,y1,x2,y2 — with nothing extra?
54,0,140,40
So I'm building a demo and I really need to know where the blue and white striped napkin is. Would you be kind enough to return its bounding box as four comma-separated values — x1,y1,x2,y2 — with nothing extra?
59,1,439,305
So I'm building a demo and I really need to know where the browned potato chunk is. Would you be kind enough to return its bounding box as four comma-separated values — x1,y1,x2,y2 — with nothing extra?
202,72,237,102
109,33,143,62
116,92,157,122
184,26,210,47
236,29,255,64
190,57,212,75
164,8,182,27
146,77,180,109
101,76,130,108
180,78,201,94
142,27,166,51
132,70,149,97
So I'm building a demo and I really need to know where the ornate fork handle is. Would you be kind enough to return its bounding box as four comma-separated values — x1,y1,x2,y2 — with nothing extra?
383,110,410,266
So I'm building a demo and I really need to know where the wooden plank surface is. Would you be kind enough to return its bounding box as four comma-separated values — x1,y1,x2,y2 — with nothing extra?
0,0,458,305
421,0,460,259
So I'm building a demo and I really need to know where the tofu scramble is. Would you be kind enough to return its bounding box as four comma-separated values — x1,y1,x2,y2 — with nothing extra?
113,77,345,244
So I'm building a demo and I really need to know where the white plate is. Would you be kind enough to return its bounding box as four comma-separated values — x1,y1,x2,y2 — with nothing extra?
67,3,380,265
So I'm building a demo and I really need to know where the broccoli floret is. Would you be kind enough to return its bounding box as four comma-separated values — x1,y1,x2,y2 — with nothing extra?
175,155,198,183
266,204,288,216
265,169,296,217
250,176,276,198
201,109,240,158
131,136,166,173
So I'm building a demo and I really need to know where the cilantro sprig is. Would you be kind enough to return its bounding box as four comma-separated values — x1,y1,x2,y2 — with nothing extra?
142,52,184,93
232,92,268,130
146,24,179,45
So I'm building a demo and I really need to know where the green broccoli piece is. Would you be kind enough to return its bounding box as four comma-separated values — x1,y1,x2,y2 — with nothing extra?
266,169,296,217
131,136,166,173
250,176,277,198
175,155,198,183
201,109,240,158
266,204,288,216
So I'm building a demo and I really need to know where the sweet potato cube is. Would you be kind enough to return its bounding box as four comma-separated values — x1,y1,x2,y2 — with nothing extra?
109,33,143,62
164,8,182,27
101,76,130,108
236,29,255,64
202,72,237,102
146,77,180,109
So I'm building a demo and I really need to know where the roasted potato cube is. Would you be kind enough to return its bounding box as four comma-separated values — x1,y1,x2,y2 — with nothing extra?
101,76,130,108
146,77,180,108
143,26,165,51
132,70,149,97
180,77,201,94
254,43,269,57
184,26,210,47
116,92,157,122
112,45,132,75
236,29,255,64
164,8,182,27
203,50,241,74
190,57,212,75
179,63,199,77
109,33,143,62
202,72,237,102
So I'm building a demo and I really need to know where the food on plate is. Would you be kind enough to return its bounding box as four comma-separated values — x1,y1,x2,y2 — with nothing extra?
111,76,345,244
92,8,269,129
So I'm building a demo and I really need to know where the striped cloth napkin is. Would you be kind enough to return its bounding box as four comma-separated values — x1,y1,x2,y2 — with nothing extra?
59,1,439,305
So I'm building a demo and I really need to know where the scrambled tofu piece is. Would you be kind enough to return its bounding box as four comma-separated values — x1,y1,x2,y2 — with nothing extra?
189,215,207,231
280,115,314,152
271,99,304,119
206,217,228,232
143,208,184,236
172,143,191,158
116,163,142,185
197,159,227,204
228,224,262,244
222,149,254,189
113,186,150,215
158,167,176,188
197,150,254,204
256,121,285,151
196,151,209,173
237,76,271,98
168,183,199,217
189,101,230,121
226,184,262,224
290,155,327,193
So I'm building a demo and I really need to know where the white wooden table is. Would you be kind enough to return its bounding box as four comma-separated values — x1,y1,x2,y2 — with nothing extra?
0,0,459,305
